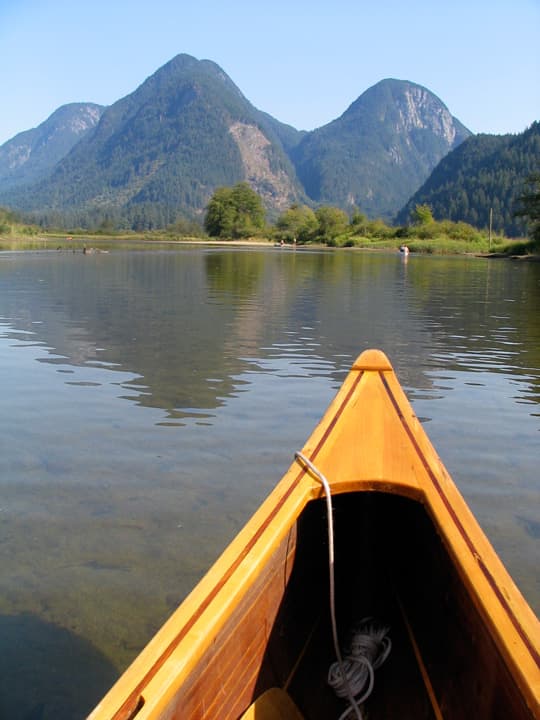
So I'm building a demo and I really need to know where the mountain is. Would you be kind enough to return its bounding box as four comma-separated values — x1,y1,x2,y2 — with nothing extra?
0,58,473,228
0,103,103,192
396,121,540,236
0,55,305,225
290,79,471,219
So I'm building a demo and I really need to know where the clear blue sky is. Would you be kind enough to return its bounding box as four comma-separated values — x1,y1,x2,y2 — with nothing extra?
1,0,538,146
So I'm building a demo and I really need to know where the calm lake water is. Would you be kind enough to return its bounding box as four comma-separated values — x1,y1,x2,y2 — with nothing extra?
0,246,539,719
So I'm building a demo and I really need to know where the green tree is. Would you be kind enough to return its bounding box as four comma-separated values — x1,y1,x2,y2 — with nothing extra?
412,203,434,225
204,182,265,238
350,209,368,229
276,204,318,243
314,205,349,244
515,172,540,243
230,182,265,236
205,187,237,237
167,217,204,237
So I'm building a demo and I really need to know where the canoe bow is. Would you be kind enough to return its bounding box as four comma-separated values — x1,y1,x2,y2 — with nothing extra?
88,348,540,720
295,349,539,714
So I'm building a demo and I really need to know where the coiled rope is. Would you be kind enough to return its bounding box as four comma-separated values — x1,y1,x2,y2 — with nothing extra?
328,619,392,720
294,452,391,720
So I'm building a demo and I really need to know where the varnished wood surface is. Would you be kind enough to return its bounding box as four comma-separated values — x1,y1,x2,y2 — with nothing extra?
88,349,539,720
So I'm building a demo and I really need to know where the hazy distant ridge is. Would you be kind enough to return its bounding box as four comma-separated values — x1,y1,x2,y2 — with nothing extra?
0,103,104,191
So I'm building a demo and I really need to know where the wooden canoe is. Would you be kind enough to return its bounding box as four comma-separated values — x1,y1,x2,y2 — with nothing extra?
88,349,539,720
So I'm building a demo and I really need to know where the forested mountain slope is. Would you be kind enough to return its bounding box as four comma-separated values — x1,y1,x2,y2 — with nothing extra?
397,121,540,236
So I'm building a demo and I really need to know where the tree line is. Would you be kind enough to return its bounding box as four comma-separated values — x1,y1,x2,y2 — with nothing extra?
202,182,540,252
3,174,539,255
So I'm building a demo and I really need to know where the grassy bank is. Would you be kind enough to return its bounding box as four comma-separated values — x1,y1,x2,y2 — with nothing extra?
343,235,509,255
327,219,538,257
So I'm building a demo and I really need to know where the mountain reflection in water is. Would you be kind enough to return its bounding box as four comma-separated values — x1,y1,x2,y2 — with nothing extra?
0,246,538,719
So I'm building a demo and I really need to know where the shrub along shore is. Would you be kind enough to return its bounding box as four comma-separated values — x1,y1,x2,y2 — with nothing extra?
0,204,538,257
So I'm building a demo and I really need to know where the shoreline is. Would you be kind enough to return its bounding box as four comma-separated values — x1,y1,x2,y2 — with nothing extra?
1,234,539,260
0,234,331,251
0,234,274,247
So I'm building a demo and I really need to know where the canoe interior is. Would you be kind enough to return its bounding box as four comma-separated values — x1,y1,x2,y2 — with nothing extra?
128,491,534,720
275,491,533,720
159,492,533,720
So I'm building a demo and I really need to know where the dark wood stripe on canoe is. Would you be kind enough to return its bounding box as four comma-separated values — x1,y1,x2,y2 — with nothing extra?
113,374,366,719
380,372,540,670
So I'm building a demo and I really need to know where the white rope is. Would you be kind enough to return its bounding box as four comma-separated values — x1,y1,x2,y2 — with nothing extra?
295,452,363,720
294,452,391,720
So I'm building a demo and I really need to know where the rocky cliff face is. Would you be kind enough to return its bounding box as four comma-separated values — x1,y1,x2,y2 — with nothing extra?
393,85,460,141
0,103,104,191
229,122,300,211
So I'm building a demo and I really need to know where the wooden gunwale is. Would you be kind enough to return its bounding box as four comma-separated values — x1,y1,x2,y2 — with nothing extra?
89,349,540,720
102,367,366,719
380,371,540,669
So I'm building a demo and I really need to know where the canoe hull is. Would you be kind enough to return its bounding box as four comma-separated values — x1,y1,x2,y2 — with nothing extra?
88,350,539,720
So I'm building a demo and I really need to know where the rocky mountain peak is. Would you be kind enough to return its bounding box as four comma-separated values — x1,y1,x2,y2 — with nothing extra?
397,85,458,142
